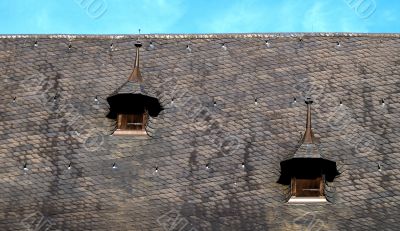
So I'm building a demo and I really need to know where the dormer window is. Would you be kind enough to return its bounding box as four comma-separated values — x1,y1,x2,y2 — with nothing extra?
278,98,339,203
106,41,163,137
113,112,148,135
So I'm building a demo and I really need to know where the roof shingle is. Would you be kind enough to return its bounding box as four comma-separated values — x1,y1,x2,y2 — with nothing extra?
0,33,399,230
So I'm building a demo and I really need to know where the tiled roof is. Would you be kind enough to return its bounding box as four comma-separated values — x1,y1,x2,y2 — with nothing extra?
1,33,400,230
292,143,322,158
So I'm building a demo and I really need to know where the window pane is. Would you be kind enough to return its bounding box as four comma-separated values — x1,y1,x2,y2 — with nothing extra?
294,177,322,197
116,113,147,131
126,114,144,130
117,114,127,129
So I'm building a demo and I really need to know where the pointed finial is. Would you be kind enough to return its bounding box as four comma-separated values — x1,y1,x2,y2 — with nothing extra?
127,40,143,82
302,97,314,144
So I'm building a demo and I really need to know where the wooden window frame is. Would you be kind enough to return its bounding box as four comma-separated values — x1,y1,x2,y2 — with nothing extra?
288,176,327,203
113,112,148,136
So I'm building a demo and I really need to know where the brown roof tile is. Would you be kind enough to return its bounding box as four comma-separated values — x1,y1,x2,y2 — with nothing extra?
0,33,400,230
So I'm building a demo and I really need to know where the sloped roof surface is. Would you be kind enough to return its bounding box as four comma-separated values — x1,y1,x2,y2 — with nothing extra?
293,143,322,158
1,33,400,230
109,80,158,99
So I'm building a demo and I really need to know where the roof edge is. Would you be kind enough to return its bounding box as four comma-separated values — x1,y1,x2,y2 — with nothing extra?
0,32,400,39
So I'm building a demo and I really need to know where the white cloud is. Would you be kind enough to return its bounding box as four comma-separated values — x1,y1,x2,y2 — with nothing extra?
382,10,397,22
203,0,270,33
198,0,371,33
35,9,50,31
302,0,369,32
1,0,396,34
105,0,185,33
302,2,329,32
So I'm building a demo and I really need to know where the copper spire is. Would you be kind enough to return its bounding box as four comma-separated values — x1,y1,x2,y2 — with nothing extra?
302,97,314,144
127,42,143,82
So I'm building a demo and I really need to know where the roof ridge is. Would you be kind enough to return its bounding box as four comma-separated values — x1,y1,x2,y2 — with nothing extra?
1,32,400,39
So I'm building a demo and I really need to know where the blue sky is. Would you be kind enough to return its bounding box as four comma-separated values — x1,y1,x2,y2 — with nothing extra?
0,0,399,34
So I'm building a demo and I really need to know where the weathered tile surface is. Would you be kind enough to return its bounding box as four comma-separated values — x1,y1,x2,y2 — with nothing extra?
0,33,400,230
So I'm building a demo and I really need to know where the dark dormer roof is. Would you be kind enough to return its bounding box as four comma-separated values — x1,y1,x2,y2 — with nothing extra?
106,41,162,119
278,98,339,185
